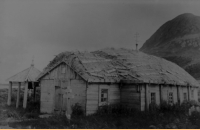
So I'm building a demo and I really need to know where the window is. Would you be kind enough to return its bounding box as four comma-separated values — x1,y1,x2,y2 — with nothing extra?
183,93,187,101
168,92,173,104
151,93,156,104
191,90,194,98
101,89,108,103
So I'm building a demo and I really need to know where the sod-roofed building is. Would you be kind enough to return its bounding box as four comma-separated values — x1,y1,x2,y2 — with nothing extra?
37,48,199,115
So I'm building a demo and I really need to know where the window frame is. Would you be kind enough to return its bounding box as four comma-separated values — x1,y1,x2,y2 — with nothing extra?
150,92,156,104
168,92,173,104
99,86,109,106
183,93,187,101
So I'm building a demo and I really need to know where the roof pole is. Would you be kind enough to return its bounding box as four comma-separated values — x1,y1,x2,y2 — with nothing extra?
23,81,28,108
31,56,34,67
134,32,139,51
16,82,21,108
7,82,12,106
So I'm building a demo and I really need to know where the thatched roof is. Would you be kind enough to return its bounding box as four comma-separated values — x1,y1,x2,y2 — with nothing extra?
37,48,199,87
7,64,41,82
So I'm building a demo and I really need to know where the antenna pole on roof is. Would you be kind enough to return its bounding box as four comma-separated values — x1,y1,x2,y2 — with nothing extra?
134,32,139,51
31,56,34,67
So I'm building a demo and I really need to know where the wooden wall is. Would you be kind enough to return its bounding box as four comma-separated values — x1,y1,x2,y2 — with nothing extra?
139,84,199,111
121,84,140,110
86,84,120,115
40,63,199,114
70,79,86,112
40,63,87,114
162,85,178,104
140,85,145,111
192,87,198,101
40,79,55,113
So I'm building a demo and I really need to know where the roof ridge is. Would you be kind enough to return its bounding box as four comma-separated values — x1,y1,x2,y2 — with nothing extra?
25,65,33,81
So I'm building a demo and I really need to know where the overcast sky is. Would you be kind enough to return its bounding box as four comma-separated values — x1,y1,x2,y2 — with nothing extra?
1,0,200,83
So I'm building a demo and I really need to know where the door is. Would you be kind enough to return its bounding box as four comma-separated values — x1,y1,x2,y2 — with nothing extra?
55,86,63,111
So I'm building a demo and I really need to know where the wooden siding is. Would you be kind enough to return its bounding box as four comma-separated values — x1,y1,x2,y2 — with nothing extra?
42,63,82,80
162,85,178,104
86,84,120,115
40,63,86,114
192,87,198,101
140,85,145,111
86,84,98,115
109,84,120,104
179,86,188,103
148,84,160,105
40,79,55,113
69,79,86,112
121,84,140,110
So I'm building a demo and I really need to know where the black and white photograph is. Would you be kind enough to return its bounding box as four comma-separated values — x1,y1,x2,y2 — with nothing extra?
0,0,200,129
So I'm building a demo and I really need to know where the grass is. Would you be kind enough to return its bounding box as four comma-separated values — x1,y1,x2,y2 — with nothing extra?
5,103,198,129
1,88,200,129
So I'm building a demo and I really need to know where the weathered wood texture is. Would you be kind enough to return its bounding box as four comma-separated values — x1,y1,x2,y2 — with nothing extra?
86,84,120,115
23,82,28,108
189,87,198,101
43,63,82,80
140,85,145,111
62,79,86,112
121,84,140,110
7,82,12,106
109,84,120,104
40,79,55,113
86,84,99,115
40,63,86,114
179,86,188,103
140,84,198,111
16,82,21,108
149,84,161,105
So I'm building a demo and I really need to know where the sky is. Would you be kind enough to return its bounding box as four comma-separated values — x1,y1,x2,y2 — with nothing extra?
1,0,200,83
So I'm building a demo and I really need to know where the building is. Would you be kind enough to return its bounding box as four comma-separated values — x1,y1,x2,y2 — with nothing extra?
37,48,199,115
7,62,41,108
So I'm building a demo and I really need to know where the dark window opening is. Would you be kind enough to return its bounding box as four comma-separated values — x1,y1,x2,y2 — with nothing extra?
101,89,108,102
151,93,156,104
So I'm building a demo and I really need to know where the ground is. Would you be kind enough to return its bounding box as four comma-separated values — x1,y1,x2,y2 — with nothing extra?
0,88,200,129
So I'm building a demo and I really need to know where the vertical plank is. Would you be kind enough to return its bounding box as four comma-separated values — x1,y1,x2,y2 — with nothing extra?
16,82,21,108
67,80,72,119
188,86,191,101
159,84,163,104
177,85,180,104
140,85,142,111
145,84,149,111
7,82,12,106
23,82,28,108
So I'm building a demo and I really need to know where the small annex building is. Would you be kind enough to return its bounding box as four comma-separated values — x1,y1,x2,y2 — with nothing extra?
37,48,199,115
7,62,41,108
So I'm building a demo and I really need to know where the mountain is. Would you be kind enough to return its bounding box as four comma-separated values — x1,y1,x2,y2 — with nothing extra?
140,13,200,80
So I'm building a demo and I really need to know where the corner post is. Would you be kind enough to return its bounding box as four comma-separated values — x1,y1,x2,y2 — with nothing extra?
188,86,191,101
7,82,12,106
159,84,163,105
16,82,21,108
177,85,180,104
145,83,149,111
23,81,28,108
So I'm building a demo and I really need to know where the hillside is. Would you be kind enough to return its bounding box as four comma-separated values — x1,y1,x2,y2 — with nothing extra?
140,13,200,80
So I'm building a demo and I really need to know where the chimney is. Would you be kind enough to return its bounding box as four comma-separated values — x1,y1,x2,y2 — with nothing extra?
134,32,139,51
136,43,138,51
